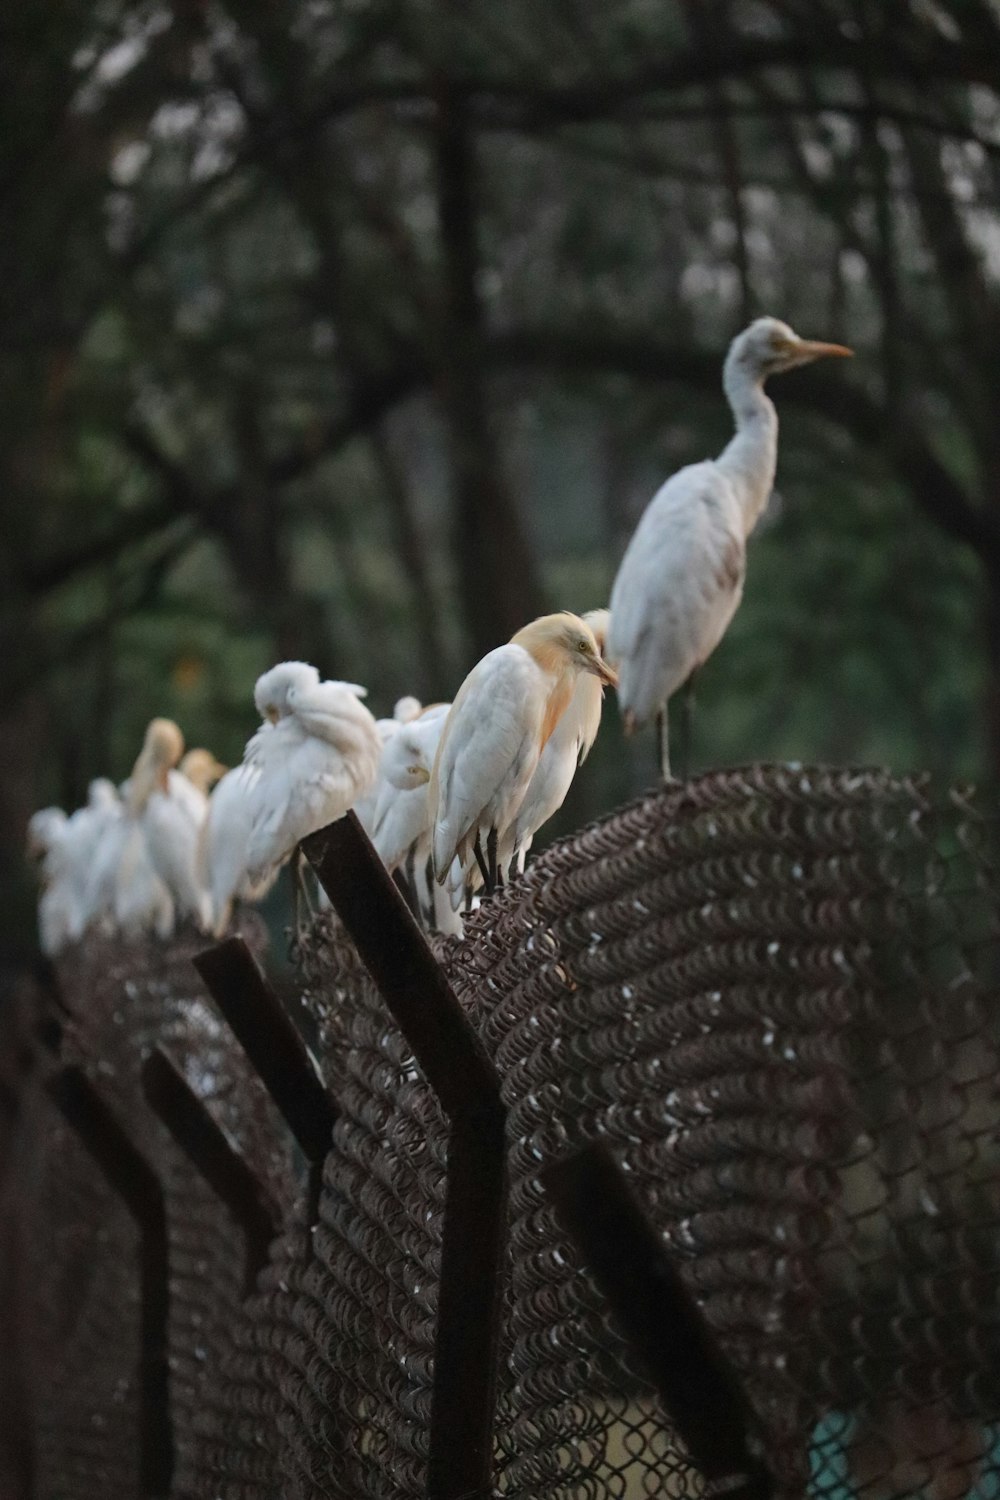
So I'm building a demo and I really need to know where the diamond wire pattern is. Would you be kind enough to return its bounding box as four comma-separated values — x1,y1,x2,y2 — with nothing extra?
1,770,998,1500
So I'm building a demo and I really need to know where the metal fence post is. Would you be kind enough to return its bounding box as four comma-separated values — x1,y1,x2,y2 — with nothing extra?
544,1143,771,1500
142,1047,279,1295
193,937,337,1236
47,1067,173,1498
303,812,508,1500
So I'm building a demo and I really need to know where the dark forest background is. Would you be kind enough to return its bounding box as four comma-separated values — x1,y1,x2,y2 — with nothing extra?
3,0,1000,971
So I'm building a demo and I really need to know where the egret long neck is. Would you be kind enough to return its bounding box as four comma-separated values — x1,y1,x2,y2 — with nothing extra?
716,355,778,536
540,670,575,750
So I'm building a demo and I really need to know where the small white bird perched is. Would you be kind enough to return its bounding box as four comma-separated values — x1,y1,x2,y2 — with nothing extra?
199,750,276,940
372,705,450,867
200,662,329,937
607,316,852,778
430,612,617,893
370,705,462,932
26,808,78,956
28,782,126,953
391,695,423,726
178,748,227,798
507,607,611,874
353,695,425,838
254,660,320,723
241,676,381,889
112,718,194,938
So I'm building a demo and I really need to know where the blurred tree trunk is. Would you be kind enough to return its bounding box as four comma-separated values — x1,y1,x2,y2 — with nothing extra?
371,431,453,698
433,78,546,659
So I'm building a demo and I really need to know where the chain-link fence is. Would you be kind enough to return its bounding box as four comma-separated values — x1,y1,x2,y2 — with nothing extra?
2,767,999,1500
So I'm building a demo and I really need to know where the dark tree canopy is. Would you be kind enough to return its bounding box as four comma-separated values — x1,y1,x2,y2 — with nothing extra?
3,0,998,963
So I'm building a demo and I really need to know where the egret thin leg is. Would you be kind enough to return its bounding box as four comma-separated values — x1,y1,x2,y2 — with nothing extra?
404,847,420,917
657,706,672,781
473,832,491,891
486,827,500,890
677,671,697,780
296,848,317,922
289,855,307,934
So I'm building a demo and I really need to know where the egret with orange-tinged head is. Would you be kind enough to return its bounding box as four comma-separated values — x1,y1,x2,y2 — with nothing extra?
607,317,852,778
508,607,612,875
179,749,227,796
112,718,184,940
138,725,210,921
430,612,617,893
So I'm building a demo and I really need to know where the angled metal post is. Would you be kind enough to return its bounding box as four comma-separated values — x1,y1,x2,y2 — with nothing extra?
543,1143,771,1500
192,937,337,1239
303,812,508,1500
47,1066,173,1498
142,1048,279,1295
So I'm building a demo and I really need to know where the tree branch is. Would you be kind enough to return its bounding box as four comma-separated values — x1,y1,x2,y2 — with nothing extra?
17,498,182,597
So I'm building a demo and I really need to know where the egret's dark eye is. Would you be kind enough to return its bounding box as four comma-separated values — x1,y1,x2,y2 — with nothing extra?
577,637,592,652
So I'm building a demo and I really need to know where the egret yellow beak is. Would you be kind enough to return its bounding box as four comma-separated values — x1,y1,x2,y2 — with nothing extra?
587,655,619,688
265,706,280,724
795,339,854,362
409,765,431,785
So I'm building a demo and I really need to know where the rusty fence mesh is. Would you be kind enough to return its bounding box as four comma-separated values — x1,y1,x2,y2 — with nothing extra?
2,765,1000,1500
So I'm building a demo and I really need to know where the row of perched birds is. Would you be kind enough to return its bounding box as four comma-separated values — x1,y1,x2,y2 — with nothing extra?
27,317,852,956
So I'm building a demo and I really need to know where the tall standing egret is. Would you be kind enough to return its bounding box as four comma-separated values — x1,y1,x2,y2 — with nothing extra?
507,607,611,874
430,612,617,894
607,317,852,778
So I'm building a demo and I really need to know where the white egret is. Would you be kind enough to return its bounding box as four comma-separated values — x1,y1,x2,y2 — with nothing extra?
26,808,78,956
430,612,617,893
241,678,381,904
607,316,852,778
65,778,124,934
123,718,211,931
83,788,132,935
200,663,327,937
178,749,227,797
353,695,425,838
507,607,611,874
29,782,126,951
199,745,277,940
115,717,189,936
254,660,320,722
392,695,423,725
369,706,463,929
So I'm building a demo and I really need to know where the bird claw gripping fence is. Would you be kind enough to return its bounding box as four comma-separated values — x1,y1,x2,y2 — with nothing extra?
2,767,1000,1500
